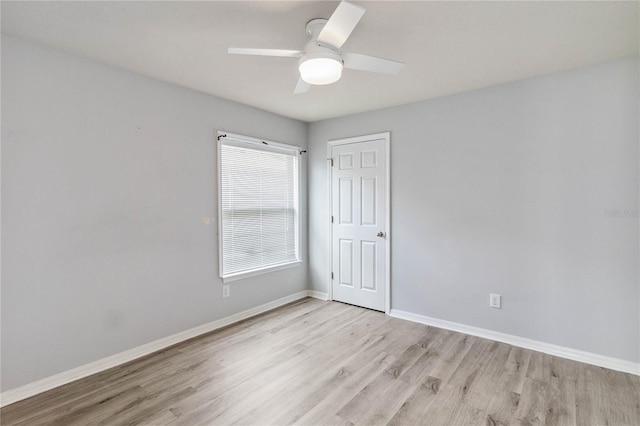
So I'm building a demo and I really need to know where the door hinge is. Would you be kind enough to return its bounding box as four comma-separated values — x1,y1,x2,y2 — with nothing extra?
331,272,334,280
331,216,334,223
328,158,334,167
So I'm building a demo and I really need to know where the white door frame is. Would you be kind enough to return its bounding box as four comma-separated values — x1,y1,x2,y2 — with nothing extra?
327,132,391,314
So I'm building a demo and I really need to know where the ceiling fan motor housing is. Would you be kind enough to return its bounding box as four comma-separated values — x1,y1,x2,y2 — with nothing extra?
301,18,343,66
301,41,342,63
305,18,329,40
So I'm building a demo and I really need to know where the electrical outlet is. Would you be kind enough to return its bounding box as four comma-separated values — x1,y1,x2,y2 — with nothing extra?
222,285,230,298
490,293,501,309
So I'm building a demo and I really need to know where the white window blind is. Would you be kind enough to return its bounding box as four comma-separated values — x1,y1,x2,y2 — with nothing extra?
218,134,300,280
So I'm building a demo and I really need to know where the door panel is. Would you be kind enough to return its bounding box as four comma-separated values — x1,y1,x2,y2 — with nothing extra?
339,239,354,287
361,241,377,291
361,150,377,168
361,177,377,226
331,137,387,311
339,178,353,224
339,152,354,170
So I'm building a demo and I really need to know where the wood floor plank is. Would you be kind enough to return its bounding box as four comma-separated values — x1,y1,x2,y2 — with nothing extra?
420,384,484,426
458,341,523,424
576,363,640,426
387,375,442,425
272,334,390,424
293,352,395,425
400,330,475,386
235,333,386,424
512,377,552,425
126,409,178,426
2,298,639,426
335,367,417,425
503,346,532,394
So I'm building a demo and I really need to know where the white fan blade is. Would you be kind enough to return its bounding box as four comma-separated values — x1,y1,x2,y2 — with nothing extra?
294,78,311,94
228,48,303,58
342,52,404,74
317,1,365,49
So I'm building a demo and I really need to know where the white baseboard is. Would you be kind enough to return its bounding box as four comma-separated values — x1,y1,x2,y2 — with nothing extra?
307,290,329,300
0,290,310,408
389,309,640,377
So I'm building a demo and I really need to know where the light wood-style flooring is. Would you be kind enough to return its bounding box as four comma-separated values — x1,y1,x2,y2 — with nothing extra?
1,298,639,425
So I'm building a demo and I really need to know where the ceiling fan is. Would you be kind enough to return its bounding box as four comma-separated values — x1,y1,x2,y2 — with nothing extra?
228,1,404,94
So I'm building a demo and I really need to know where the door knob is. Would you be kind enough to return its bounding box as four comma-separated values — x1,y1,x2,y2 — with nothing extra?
377,231,386,238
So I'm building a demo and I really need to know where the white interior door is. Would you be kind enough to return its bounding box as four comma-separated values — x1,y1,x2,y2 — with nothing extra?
330,134,389,312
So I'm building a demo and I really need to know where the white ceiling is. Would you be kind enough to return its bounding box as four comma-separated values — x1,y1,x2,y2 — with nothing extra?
2,1,638,122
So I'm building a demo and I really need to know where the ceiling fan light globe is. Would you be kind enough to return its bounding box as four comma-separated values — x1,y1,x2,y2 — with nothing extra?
299,57,343,85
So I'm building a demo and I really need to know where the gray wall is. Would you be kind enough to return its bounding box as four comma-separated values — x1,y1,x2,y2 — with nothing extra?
1,36,308,391
308,57,640,363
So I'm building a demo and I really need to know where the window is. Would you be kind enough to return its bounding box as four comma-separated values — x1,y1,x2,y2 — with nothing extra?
217,132,300,282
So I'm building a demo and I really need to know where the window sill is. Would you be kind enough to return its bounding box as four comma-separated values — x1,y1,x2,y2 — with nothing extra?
221,260,302,283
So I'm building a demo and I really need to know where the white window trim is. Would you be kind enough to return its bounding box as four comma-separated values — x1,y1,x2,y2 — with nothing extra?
217,131,302,283
221,260,302,283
